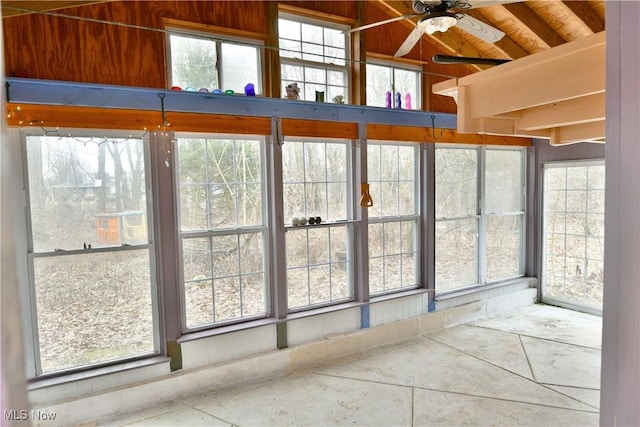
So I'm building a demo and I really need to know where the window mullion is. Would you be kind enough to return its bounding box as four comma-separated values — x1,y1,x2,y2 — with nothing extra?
478,147,486,286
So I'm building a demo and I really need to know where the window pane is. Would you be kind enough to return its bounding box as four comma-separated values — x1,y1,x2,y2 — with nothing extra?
282,64,304,88
170,34,218,90
324,27,345,49
278,19,300,40
178,135,268,328
286,226,350,309
486,215,523,281
27,136,148,252
34,250,155,373
485,150,523,212
436,219,478,291
542,163,605,310
178,137,264,230
221,43,261,94
435,148,477,218
283,140,348,220
305,66,326,84
368,220,418,294
394,68,419,110
366,64,392,107
183,232,267,328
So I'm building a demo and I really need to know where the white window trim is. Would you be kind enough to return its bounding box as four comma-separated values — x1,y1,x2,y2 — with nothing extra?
367,142,420,295
166,27,264,94
278,13,351,102
20,130,160,379
174,133,271,332
435,145,527,294
366,60,422,110
281,137,356,311
540,159,605,314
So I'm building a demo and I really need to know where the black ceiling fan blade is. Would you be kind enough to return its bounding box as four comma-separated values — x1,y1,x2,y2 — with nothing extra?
432,54,511,65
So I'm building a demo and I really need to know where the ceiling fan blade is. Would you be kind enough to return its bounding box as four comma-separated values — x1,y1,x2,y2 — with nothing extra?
455,14,505,43
432,54,510,65
343,14,420,34
458,0,523,8
394,25,424,57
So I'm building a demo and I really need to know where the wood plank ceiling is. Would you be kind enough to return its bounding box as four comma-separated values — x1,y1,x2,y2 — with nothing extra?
372,0,605,73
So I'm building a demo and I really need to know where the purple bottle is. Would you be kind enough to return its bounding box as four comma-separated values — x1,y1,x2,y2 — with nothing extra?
405,93,412,110
385,91,392,108
395,92,402,109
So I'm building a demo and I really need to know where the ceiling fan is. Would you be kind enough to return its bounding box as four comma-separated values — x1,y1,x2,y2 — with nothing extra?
346,0,510,57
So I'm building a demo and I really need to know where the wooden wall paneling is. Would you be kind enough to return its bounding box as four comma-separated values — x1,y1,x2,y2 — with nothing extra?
3,1,271,88
351,1,366,106
367,123,531,146
3,1,167,86
160,1,269,34
282,118,358,139
278,1,357,23
264,1,281,99
5,103,272,135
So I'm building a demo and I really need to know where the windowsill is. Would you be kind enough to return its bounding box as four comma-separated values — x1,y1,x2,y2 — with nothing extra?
177,316,278,344
27,355,170,391
434,276,534,301
178,288,434,344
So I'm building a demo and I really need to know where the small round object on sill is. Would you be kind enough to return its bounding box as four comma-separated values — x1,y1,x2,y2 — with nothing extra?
315,216,322,224
308,217,316,225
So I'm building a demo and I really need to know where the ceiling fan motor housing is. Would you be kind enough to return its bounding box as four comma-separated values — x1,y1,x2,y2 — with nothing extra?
413,0,460,14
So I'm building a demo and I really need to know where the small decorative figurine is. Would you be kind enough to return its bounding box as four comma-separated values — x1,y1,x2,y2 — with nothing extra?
285,83,300,100
332,95,344,104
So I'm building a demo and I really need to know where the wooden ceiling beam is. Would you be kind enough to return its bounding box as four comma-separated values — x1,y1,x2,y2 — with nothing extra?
561,1,605,34
499,3,566,50
457,32,604,119
432,31,605,145
587,0,606,21
549,121,605,146
526,1,593,42
516,92,605,131
459,9,529,59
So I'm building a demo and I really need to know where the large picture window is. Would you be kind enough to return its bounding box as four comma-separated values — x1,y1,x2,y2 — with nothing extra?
542,161,604,311
435,146,525,293
367,143,419,294
278,15,349,102
176,136,268,329
282,139,352,309
24,133,158,376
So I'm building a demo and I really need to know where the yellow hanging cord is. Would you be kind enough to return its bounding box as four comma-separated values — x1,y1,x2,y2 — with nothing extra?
360,183,373,207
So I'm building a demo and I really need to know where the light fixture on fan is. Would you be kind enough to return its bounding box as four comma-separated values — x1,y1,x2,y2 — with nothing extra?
417,11,458,35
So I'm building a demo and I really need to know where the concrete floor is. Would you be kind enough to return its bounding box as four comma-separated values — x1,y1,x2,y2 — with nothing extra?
105,304,602,426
